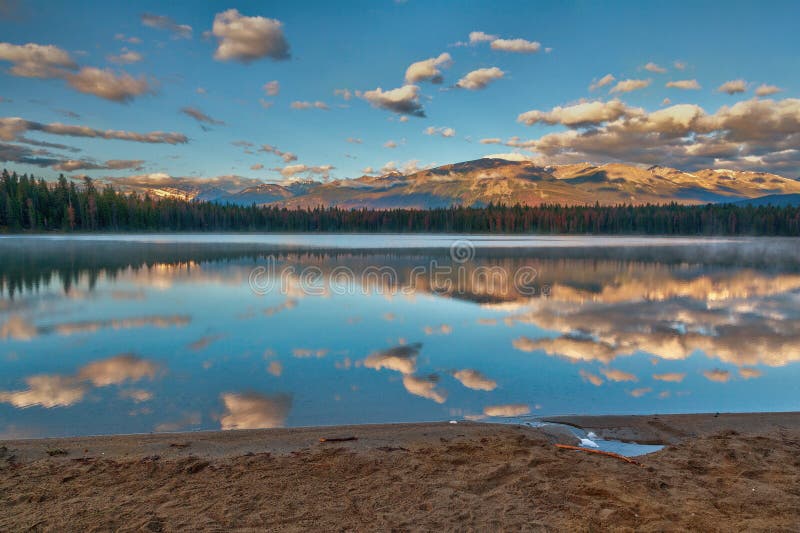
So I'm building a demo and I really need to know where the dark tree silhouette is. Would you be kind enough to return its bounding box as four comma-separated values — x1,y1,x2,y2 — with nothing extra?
2,169,799,235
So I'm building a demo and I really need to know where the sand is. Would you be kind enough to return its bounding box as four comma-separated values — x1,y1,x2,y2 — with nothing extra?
2,413,799,531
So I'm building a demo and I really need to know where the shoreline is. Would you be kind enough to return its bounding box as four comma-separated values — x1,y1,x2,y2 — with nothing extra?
543,410,800,444
3,411,799,460
2,421,577,462
3,413,799,530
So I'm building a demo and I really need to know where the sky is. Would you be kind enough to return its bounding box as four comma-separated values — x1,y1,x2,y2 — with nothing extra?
0,0,798,191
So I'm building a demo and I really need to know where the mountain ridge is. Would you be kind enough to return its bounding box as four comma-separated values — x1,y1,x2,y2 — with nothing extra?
108,158,800,209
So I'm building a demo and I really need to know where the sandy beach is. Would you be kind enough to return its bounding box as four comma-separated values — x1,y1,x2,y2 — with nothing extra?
2,413,799,531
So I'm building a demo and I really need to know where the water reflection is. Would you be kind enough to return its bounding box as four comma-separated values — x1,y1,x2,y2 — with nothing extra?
0,354,159,408
1,236,800,438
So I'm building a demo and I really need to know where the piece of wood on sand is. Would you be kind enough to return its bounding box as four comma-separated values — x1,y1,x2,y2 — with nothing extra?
319,436,358,443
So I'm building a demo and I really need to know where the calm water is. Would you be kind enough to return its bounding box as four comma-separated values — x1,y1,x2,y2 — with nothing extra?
1,234,799,439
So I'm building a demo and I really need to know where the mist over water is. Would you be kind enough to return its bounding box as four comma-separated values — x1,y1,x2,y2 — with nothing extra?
1,235,799,438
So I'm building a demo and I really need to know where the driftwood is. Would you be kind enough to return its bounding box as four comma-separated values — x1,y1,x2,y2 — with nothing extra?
319,436,358,443
555,444,643,466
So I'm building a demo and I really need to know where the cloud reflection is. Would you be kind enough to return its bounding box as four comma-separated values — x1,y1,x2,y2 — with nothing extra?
452,369,497,391
600,368,638,382
703,368,731,382
77,354,160,386
362,343,421,375
0,354,160,408
510,285,800,369
402,375,447,403
739,367,762,379
0,375,87,408
0,315,38,340
219,392,292,430
579,369,603,386
483,404,530,417
653,372,686,383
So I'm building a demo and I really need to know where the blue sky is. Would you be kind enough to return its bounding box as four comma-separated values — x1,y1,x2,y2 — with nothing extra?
1,0,798,188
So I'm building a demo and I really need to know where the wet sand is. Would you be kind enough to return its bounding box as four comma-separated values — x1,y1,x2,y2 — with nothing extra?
2,413,799,531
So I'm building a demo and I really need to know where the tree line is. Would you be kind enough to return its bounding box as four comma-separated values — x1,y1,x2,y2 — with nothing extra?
2,169,800,235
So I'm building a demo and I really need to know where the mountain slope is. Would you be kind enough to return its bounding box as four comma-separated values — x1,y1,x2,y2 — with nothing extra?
733,193,800,207
264,159,800,209
113,159,800,209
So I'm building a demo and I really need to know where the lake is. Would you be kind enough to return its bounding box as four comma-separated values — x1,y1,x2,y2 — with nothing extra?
1,234,799,438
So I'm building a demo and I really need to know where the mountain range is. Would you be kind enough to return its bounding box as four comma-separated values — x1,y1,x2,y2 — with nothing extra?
109,158,800,209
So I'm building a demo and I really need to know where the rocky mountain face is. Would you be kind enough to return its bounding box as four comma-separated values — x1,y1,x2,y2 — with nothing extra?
122,159,800,208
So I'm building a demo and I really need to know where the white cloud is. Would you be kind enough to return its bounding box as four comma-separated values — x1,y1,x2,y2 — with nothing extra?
259,144,297,163
0,117,187,144
0,42,77,78
609,78,651,93
277,163,333,179
469,31,497,44
589,74,615,91
66,67,152,102
423,126,456,138
643,62,667,73
755,84,782,97
212,9,290,62
456,31,542,53
0,42,150,102
673,60,687,70
480,138,502,144
482,152,536,162
114,34,142,45
359,85,425,117
263,80,279,96
107,50,143,65
384,139,398,148
52,159,145,172
334,88,352,100
504,97,800,174
666,79,701,90
181,106,225,126
718,79,747,95
141,13,192,39
290,100,329,110
455,67,504,90
404,52,452,84
379,159,428,175
518,99,638,127
490,38,541,53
